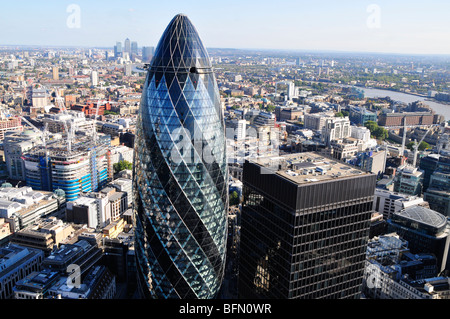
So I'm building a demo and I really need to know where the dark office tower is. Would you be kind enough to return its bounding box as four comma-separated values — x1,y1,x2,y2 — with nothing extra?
238,153,376,299
424,155,450,217
124,38,131,54
133,14,228,299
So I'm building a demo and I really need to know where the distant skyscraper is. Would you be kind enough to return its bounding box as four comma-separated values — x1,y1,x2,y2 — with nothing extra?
133,14,228,299
124,38,131,54
131,41,138,55
114,42,122,58
142,46,154,62
91,70,98,86
238,153,376,299
124,64,132,76
52,67,59,81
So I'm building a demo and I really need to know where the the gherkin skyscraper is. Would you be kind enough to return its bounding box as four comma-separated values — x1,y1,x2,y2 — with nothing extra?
132,14,228,299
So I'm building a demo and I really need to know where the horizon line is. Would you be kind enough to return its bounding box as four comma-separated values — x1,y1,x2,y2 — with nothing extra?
1,44,450,58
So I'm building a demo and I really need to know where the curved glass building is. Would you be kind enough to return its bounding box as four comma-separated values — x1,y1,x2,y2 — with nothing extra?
133,14,228,299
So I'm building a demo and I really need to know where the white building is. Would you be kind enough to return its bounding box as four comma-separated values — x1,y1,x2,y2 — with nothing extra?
91,71,98,87
322,116,351,146
373,188,427,220
351,126,378,150
0,186,66,231
4,130,42,181
110,145,134,164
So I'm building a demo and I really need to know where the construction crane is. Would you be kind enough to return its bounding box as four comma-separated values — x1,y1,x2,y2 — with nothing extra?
20,116,41,134
400,116,407,157
42,122,50,173
62,120,72,153
55,90,76,152
54,90,68,113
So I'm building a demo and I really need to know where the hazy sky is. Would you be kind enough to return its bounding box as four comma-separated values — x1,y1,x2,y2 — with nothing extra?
1,0,450,55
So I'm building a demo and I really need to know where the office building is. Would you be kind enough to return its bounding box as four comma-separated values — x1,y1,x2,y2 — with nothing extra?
124,63,132,76
66,196,99,228
109,178,133,207
11,217,74,255
0,116,23,142
0,186,66,232
387,206,450,273
356,150,386,176
142,46,154,63
4,130,42,181
131,41,138,55
378,112,438,127
43,239,102,276
114,42,122,58
47,265,116,299
13,268,60,299
52,67,59,81
124,38,131,54
253,111,275,128
109,145,134,165
31,88,50,111
373,188,427,220
226,119,247,140
304,113,333,132
238,152,376,299
0,244,44,299
91,70,98,87
424,155,450,217
419,154,441,192
133,14,228,299
362,233,437,299
330,137,363,161
23,135,111,201
322,116,351,146
349,106,377,126
393,164,424,196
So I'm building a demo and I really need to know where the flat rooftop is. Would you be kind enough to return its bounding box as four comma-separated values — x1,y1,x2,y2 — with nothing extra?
250,152,371,185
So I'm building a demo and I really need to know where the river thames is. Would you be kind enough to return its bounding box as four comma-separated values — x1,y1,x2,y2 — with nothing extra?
360,87,450,121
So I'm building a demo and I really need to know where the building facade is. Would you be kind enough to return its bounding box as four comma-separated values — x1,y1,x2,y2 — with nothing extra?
133,14,228,299
238,152,376,299
387,206,450,273
0,244,44,299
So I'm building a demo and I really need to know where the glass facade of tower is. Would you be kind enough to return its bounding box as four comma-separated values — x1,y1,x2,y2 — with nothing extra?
133,14,228,299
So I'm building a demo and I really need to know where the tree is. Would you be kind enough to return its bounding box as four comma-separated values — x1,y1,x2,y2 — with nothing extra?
419,141,430,151
265,104,275,112
364,120,388,141
374,126,388,141
229,191,240,206
113,160,132,173
407,141,429,151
